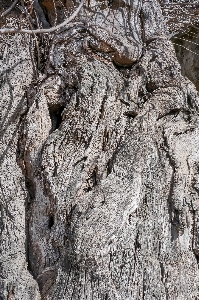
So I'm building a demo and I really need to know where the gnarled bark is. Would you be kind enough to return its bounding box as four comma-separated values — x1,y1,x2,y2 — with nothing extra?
1,0,199,299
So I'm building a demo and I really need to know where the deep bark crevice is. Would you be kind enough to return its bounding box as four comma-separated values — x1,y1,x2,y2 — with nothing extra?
162,131,179,242
49,105,65,132
48,214,54,229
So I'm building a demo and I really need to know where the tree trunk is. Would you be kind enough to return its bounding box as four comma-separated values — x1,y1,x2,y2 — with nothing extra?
1,0,199,299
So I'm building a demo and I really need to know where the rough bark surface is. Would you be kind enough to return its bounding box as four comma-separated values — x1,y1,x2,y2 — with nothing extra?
1,0,199,299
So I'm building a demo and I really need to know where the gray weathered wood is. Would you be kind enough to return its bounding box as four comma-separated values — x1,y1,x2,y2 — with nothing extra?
1,0,199,299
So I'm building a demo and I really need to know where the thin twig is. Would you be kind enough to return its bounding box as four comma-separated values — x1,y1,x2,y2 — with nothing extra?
53,0,58,27
172,42,199,56
0,0,84,34
58,0,68,18
161,2,199,6
18,4,35,24
1,0,19,17
19,4,41,67
173,36,199,46
28,34,38,78
28,0,34,15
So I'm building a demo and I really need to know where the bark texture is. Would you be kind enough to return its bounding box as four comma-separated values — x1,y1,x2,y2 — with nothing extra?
1,0,199,299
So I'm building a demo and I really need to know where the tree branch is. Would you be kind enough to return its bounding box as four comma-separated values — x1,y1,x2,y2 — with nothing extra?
1,0,19,17
160,2,199,6
0,0,84,34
